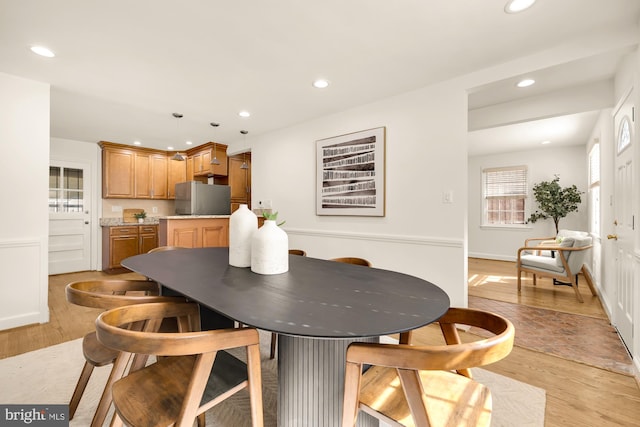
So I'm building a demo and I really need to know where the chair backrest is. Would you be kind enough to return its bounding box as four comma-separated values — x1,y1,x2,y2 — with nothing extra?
346,307,514,374
555,235,592,273
288,249,306,256
147,246,184,253
65,280,183,310
95,302,263,427
330,257,372,267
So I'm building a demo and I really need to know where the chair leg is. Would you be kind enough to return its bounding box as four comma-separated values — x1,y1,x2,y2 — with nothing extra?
569,275,584,303
582,266,598,296
197,413,206,427
91,352,131,427
517,268,522,292
69,361,95,419
270,333,277,359
341,361,363,427
246,343,264,427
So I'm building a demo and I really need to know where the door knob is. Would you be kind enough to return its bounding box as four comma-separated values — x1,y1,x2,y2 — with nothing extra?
607,234,618,240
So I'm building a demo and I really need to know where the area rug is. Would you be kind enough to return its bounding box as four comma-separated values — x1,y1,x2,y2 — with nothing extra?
0,332,545,426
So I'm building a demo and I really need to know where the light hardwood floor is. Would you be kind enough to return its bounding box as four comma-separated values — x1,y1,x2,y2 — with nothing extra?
1,260,639,426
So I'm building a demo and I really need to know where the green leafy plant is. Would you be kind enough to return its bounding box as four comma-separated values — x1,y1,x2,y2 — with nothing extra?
133,211,147,219
527,175,583,234
263,211,285,226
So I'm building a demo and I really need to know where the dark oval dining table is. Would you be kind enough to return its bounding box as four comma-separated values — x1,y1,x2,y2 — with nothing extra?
123,247,450,427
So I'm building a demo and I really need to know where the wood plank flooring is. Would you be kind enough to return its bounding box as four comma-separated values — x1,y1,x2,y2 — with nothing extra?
0,259,639,426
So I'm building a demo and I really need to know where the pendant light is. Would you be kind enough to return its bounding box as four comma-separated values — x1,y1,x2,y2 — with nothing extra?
171,113,186,161
240,130,249,169
210,122,221,165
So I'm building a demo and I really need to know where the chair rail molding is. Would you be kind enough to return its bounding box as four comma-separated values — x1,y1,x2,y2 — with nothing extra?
284,228,463,248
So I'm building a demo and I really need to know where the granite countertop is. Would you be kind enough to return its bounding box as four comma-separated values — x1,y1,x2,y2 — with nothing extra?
160,215,231,220
100,215,232,226
100,217,160,226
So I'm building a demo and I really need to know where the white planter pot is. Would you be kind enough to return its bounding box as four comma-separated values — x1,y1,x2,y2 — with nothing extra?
229,204,258,267
251,220,289,275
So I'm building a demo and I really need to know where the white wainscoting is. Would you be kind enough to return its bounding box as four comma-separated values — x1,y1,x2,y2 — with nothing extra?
0,238,49,330
284,228,466,306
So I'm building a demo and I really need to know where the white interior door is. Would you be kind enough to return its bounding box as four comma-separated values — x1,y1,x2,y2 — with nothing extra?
49,161,91,274
611,88,635,353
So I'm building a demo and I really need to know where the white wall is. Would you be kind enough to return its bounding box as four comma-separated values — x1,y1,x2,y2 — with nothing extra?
230,80,469,307
468,145,588,261
0,72,50,330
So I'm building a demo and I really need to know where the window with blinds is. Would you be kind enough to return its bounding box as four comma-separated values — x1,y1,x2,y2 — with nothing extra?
482,166,527,226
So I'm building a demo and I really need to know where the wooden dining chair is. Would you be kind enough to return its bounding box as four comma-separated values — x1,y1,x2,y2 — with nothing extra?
147,245,184,253
95,301,264,427
65,280,185,427
330,257,372,267
341,307,515,427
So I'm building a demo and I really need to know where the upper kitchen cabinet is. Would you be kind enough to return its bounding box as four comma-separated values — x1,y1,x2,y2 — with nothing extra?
188,142,228,177
168,155,187,199
135,152,168,199
101,142,135,198
100,141,181,199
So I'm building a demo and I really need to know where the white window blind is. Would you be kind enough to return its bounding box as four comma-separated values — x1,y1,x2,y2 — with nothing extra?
482,166,527,225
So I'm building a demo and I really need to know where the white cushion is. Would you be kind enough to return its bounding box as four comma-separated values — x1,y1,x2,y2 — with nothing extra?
521,254,565,273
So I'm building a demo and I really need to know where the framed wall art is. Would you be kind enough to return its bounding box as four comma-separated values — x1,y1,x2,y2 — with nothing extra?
316,127,385,216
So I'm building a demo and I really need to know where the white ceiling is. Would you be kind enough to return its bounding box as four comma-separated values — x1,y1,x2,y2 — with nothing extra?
1,0,639,154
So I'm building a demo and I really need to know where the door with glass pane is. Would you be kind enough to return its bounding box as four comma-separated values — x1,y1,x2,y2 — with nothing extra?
49,161,91,274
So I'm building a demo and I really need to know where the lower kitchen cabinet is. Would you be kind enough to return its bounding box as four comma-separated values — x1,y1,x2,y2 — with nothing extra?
159,218,229,248
102,225,158,272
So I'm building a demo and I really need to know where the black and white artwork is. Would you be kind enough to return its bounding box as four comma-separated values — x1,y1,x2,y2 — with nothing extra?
316,127,385,216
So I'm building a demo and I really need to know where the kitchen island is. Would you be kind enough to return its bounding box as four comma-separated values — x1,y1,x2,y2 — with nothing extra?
159,215,231,248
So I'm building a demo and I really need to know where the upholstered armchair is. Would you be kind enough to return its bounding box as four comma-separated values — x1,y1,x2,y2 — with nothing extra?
516,230,597,303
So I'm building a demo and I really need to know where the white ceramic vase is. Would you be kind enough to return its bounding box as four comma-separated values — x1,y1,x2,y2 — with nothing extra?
229,204,258,267
251,220,289,275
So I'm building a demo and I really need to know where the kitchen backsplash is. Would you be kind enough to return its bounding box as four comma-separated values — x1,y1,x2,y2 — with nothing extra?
101,199,175,218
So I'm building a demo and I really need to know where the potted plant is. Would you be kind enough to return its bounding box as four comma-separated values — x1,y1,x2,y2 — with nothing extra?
527,175,583,235
134,211,147,223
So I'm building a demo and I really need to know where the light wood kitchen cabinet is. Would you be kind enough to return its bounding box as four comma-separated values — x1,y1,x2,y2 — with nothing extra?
168,156,187,199
188,142,228,177
159,218,229,248
139,225,159,253
227,153,251,212
101,144,135,198
102,225,159,271
150,154,168,198
135,152,168,199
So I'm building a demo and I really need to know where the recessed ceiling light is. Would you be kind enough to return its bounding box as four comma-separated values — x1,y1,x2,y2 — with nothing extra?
504,0,536,13
239,111,251,118
167,146,174,150
313,79,330,89
541,140,551,145
186,141,193,145
516,78,535,88
30,45,55,58
133,141,141,145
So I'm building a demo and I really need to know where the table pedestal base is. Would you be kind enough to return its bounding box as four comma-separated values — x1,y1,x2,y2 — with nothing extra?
278,335,379,427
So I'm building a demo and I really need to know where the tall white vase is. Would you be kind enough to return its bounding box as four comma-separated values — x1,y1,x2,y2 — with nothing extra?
251,220,289,275
229,204,258,267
